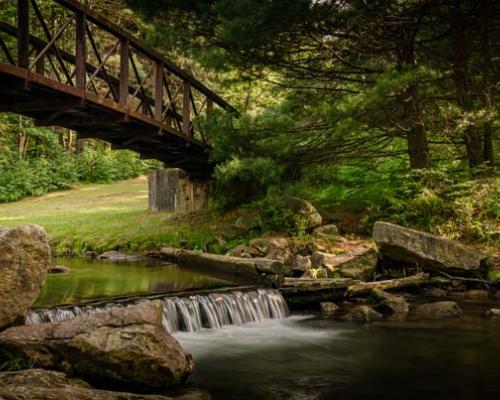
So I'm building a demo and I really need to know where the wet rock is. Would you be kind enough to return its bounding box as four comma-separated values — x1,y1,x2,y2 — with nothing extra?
464,289,489,300
483,309,500,318
283,197,322,231
0,225,51,330
0,301,193,392
311,241,377,281
97,251,144,262
48,265,71,274
373,222,487,272
424,288,448,298
289,255,312,276
0,369,210,400
370,289,409,320
85,251,99,259
414,301,462,320
341,305,382,323
320,302,340,317
313,224,341,239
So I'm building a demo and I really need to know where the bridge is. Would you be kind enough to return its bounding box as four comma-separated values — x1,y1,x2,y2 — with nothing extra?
0,0,236,179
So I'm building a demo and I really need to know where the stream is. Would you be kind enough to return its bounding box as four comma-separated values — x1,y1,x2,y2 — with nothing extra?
33,259,500,400
176,311,500,400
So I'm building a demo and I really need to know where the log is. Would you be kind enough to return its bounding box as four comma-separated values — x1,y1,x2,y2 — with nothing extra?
346,272,434,295
152,247,284,284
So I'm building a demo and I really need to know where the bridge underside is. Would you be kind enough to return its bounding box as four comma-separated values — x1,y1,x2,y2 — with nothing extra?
0,64,213,180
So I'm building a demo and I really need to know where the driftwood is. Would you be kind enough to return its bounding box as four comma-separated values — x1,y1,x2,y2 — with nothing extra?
345,272,436,296
152,247,284,283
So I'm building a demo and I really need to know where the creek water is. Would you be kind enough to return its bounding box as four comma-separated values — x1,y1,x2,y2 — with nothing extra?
34,258,232,307
175,305,500,400
32,260,500,399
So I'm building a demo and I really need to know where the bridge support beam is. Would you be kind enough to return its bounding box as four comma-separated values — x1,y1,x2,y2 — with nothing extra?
148,169,208,213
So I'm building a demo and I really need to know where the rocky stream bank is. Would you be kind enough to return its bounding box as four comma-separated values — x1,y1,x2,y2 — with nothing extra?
0,200,498,398
0,225,207,400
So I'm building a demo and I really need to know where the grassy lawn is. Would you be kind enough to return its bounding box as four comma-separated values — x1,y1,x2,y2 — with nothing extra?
0,177,242,256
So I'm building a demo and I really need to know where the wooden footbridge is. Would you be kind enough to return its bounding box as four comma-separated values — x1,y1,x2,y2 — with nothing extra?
0,0,235,179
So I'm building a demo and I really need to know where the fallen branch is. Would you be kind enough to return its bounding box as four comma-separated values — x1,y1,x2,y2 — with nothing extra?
435,270,490,286
346,272,431,296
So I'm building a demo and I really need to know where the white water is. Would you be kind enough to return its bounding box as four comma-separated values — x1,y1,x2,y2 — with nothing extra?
27,289,290,333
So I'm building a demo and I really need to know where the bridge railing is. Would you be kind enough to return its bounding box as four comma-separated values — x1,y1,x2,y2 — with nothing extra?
0,0,235,144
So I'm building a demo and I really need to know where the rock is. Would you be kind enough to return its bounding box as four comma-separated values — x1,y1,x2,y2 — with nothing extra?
225,244,254,258
85,251,99,259
464,289,489,300
320,302,340,317
414,301,462,319
486,254,500,282
248,237,292,262
0,225,51,330
341,305,382,323
373,222,487,273
0,301,193,392
289,255,312,275
283,197,322,230
424,288,448,297
311,241,377,281
313,224,341,239
0,369,210,400
97,251,144,262
48,265,71,274
227,237,291,262
370,289,409,320
483,308,500,318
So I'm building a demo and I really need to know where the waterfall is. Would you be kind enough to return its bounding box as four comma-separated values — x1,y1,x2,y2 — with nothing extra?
27,289,290,333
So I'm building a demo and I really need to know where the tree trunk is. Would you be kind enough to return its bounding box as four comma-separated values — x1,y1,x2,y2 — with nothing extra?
449,4,484,169
404,83,430,169
480,1,495,169
76,138,85,156
397,39,430,169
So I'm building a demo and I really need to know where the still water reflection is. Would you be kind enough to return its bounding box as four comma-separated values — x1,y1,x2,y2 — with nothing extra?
35,258,231,307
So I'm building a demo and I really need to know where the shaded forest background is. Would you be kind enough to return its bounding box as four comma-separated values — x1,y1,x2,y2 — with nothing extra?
0,0,498,246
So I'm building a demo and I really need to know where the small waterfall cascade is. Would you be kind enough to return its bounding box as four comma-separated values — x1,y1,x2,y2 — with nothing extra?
27,289,290,333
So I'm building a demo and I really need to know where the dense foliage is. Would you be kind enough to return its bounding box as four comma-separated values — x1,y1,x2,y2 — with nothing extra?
126,0,499,243
0,114,160,202
0,0,497,247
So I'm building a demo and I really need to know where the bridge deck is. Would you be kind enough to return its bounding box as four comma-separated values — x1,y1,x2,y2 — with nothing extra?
0,0,235,179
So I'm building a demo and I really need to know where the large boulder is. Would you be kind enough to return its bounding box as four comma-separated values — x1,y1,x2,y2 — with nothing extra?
311,241,377,281
0,225,51,330
0,369,209,400
313,224,341,239
283,197,323,231
0,301,193,392
373,222,487,272
414,301,462,319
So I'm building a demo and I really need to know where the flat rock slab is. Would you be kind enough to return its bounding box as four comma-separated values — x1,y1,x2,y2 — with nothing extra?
0,225,51,330
373,221,486,272
0,369,210,400
0,302,193,392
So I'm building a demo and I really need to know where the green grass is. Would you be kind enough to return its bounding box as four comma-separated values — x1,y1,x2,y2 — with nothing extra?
0,177,247,256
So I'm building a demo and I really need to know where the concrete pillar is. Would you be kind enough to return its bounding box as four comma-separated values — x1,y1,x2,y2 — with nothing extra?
148,169,209,212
